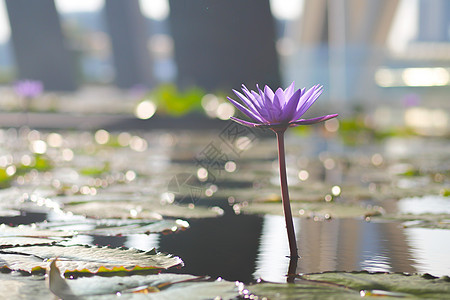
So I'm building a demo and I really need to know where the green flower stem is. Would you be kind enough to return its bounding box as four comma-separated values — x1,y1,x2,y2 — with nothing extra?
274,129,299,260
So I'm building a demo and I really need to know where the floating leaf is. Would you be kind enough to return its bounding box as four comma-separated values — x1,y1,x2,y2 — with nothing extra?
64,200,222,219
0,237,57,248
245,280,360,300
39,217,190,236
0,224,75,239
240,201,381,219
0,245,182,276
0,272,54,299
0,269,241,300
47,259,240,299
0,224,75,248
247,272,450,299
80,219,190,236
442,189,450,197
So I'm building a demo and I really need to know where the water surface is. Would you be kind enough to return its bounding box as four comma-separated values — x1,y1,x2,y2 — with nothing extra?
54,214,449,283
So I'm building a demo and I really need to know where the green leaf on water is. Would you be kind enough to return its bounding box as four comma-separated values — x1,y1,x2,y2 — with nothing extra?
47,259,240,299
441,188,450,197
0,168,12,188
245,281,360,300
0,224,76,247
247,272,450,299
240,201,382,219
0,245,182,276
151,84,204,116
0,269,241,300
38,217,190,236
63,200,223,219
0,224,75,239
16,154,53,174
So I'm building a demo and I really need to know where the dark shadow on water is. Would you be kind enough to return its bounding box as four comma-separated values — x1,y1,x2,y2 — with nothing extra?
0,211,47,226
91,235,128,248
158,214,263,284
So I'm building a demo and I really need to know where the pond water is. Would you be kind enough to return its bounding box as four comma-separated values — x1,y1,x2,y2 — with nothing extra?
159,214,450,283
4,210,448,283
0,127,449,287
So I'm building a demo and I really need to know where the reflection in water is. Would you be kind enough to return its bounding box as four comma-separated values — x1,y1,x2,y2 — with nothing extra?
359,221,392,273
158,214,263,283
66,234,94,246
125,233,160,252
25,213,448,283
404,228,450,277
253,215,292,282
398,195,450,215
254,216,420,282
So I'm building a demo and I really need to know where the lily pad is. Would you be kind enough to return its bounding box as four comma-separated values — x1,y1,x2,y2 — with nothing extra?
47,259,240,299
239,201,382,219
377,195,450,228
63,200,222,219
0,273,54,300
0,237,58,248
0,268,241,300
247,272,450,299
39,217,190,236
80,219,190,236
0,224,75,239
0,224,75,248
0,245,182,276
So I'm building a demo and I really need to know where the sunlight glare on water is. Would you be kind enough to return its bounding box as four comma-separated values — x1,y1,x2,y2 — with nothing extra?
253,215,293,283
397,195,450,215
125,234,160,252
360,254,392,273
251,215,446,281
405,228,450,277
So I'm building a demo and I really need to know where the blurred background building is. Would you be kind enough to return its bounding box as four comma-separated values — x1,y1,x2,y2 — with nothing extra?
0,0,448,115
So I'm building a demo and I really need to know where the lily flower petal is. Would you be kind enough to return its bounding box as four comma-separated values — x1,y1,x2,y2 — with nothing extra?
283,81,296,102
227,97,264,123
292,85,322,120
295,86,323,119
232,89,264,122
257,85,276,121
228,82,337,131
241,85,263,109
289,114,338,127
273,87,285,115
230,117,262,128
280,88,303,121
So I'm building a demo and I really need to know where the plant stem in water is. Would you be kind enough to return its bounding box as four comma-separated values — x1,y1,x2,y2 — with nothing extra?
275,129,299,259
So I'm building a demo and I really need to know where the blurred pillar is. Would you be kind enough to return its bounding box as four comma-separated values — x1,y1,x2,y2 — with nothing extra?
295,0,398,106
5,0,78,91
103,0,153,89
417,0,450,42
168,0,280,91
296,0,329,88
347,0,399,97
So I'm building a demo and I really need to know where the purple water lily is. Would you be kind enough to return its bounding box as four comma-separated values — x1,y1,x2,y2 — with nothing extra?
14,79,43,99
228,82,337,262
227,82,337,129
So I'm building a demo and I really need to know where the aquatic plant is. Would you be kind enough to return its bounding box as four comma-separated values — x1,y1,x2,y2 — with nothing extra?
227,82,338,259
14,79,43,99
